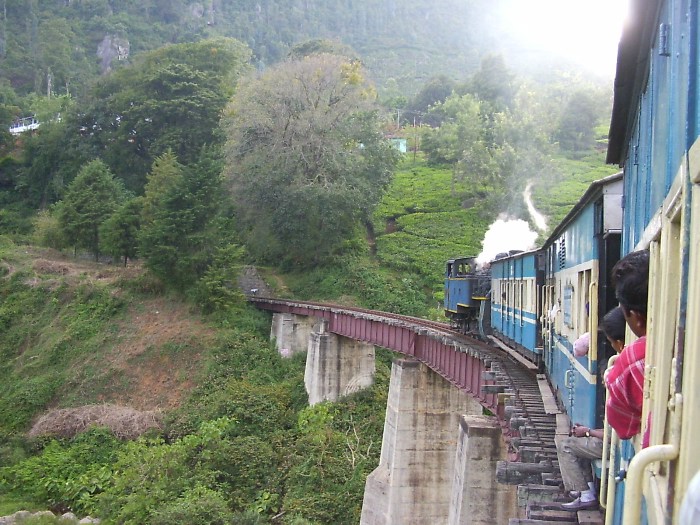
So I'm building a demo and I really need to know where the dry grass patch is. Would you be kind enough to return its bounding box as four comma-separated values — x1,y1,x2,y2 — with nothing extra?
29,404,162,440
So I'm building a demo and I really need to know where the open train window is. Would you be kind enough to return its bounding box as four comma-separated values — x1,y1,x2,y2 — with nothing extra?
577,269,591,334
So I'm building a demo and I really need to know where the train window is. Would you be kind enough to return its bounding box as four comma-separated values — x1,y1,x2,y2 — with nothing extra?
563,284,573,328
519,281,525,326
577,269,591,334
510,281,514,316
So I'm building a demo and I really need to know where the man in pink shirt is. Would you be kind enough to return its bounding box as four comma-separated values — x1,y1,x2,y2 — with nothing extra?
605,250,649,440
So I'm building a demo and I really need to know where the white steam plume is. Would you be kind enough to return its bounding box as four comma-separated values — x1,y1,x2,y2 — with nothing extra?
523,181,548,232
476,215,539,266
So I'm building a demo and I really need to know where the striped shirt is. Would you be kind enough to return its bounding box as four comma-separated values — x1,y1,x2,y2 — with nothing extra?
605,336,646,439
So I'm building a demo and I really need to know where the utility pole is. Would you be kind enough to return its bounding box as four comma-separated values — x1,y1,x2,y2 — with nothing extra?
413,116,418,163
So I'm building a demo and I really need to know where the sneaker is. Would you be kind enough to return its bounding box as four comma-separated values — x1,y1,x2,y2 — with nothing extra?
560,497,599,511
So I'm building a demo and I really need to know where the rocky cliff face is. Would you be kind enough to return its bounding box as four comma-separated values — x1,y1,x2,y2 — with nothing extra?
96,35,130,74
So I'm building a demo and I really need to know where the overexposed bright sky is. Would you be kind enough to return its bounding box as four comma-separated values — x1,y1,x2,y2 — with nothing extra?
501,0,630,76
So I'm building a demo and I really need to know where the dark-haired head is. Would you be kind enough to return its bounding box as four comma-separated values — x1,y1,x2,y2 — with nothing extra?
612,249,650,336
600,306,626,353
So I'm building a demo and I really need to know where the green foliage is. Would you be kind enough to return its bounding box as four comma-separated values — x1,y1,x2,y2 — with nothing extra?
223,54,399,267
288,39,358,60
16,120,89,208
282,376,389,525
534,152,619,231
13,37,251,205
464,54,516,112
367,159,496,305
76,38,252,192
95,418,229,523
0,272,127,433
282,254,430,316
100,198,142,266
0,429,120,515
57,159,126,260
404,74,455,125
139,149,228,290
0,377,61,433
555,90,601,153
194,243,246,313
150,485,235,525
31,208,68,250
140,151,184,226
0,201,34,241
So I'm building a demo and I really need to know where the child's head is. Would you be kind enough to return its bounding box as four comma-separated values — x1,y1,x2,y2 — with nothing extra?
612,249,650,337
600,306,626,353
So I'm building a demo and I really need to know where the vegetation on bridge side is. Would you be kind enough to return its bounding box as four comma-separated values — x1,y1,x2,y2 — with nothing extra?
0,237,393,524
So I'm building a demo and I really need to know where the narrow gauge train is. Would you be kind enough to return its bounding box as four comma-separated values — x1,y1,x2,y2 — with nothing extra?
444,172,623,430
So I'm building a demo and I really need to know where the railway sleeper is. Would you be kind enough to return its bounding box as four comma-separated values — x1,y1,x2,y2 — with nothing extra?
526,507,577,522
516,484,568,507
496,460,554,484
520,446,559,463
508,518,576,525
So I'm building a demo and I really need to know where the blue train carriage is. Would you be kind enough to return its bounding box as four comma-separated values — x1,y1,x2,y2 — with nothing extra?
444,256,490,333
489,249,543,366
606,0,700,522
540,172,623,431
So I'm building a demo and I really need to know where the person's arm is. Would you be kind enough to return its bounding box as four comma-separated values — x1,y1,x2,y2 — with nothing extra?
572,424,603,439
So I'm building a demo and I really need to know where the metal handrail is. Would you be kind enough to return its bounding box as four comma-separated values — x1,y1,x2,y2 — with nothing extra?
622,393,682,525
601,353,619,512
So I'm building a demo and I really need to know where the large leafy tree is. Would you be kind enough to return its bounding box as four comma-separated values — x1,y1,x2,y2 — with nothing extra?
222,53,398,267
463,54,515,112
27,38,250,193
421,84,556,212
555,90,600,153
405,74,456,126
58,159,125,260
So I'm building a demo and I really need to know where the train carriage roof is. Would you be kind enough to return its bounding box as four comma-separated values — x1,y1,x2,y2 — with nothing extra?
607,0,664,164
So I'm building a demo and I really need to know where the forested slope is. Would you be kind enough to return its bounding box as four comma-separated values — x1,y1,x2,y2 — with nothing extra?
0,0,587,101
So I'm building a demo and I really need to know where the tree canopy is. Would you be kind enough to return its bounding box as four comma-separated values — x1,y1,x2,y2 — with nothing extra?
57,159,126,260
223,54,398,266
16,37,252,203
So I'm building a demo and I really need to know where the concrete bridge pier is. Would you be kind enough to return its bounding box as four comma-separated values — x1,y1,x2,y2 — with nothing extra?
447,415,517,525
304,320,376,405
360,358,483,525
270,313,316,357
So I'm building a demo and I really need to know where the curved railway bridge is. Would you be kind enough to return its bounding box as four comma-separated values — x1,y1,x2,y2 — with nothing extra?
250,297,582,525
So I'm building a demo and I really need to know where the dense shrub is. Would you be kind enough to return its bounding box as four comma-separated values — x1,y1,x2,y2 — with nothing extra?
0,429,120,514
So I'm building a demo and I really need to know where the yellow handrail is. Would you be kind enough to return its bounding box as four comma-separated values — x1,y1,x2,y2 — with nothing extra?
604,432,620,525
600,353,619,511
622,393,682,525
588,281,599,370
